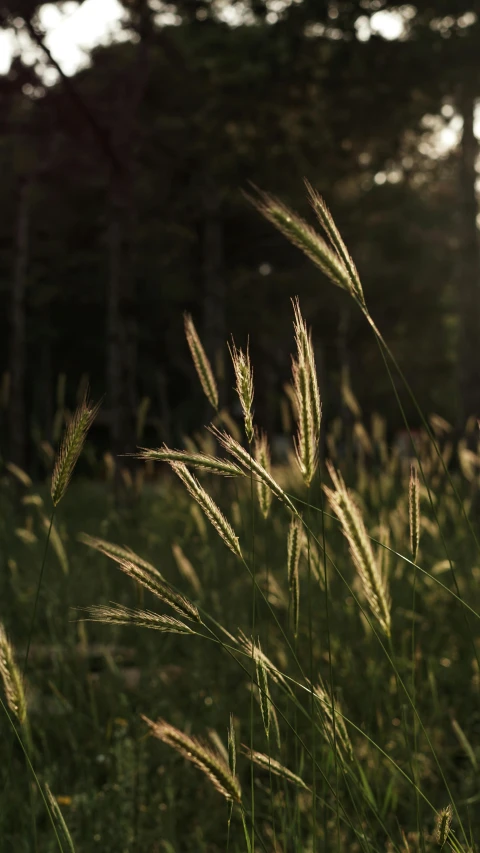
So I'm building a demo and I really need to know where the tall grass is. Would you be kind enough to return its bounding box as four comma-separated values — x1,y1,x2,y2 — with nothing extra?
1,184,480,851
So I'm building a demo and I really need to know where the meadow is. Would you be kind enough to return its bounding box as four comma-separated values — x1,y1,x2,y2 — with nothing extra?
1,187,480,852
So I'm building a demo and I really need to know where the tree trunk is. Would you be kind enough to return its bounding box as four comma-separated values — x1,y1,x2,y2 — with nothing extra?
8,177,30,468
457,83,480,425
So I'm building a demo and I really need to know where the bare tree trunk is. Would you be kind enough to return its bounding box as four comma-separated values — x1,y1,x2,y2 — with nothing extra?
8,177,30,468
457,83,480,425
202,177,226,403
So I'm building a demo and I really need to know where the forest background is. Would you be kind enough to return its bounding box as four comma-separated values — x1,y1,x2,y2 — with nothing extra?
2,0,480,473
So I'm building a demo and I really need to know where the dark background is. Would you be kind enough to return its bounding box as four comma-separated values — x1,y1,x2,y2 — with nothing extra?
1,0,479,471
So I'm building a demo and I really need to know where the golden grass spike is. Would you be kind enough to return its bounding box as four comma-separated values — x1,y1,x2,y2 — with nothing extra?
292,298,322,439
96,556,199,622
247,190,351,292
291,299,321,486
228,713,237,777
229,339,254,443
210,427,296,512
135,446,244,477
184,313,218,410
434,804,452,847
45,783,76,853
143,716,241,802
287,515,302,638
254,430,272,519
292,355,315,485
241,747,309,789
324,461,391,637
172,543,202,597
170,462,242,558
0,623,27,725
78,533,163,579
305,180,365,307
51,396,99,506
255,640,271,738
81,604,195,634
314,678,353,762
409,463,421,563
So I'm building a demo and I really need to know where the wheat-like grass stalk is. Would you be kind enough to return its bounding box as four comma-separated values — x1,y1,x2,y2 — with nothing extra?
229,340,254,442
78,533,164,579
292,298,322,438
210,427,295,512
170,461,242,558
291,300,321,486
434,804,452,846
247,190,352,292
324,461,391,637
184,313,218,410
0,623,27,725
97,556,200,622
143,716,242,802
305,180,365,307
51,396,99,506
287,515,302,638
255,640,272,739
254,431,272,519
172,543,202,597
314,678,353,763
228,713,237,777
80,604,195,634
135,446,244,477
292,355,315,486
44,784,76,853
409,463,421,563
241,747,308,789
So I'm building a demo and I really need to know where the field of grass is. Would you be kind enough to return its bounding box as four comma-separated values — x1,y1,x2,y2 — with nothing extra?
2,189,480,852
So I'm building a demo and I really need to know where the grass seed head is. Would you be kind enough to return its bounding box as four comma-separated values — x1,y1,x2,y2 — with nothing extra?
79,533,163,579
184,313,219,410
51,396,99,506
229,340,254,443
434,804,452,846
305,181,366,307
228,713,237,777
254,430,273,519
0,623,27,725
242,747,308,789
81,604,195,634
291,299,321,486
324,461,391,637
255,640,272,739
136,446,244,477
248,189,352,292
143,716,241,803
409,463,421,563
287,515,302,638
170,461,242,558
314,678,353,763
